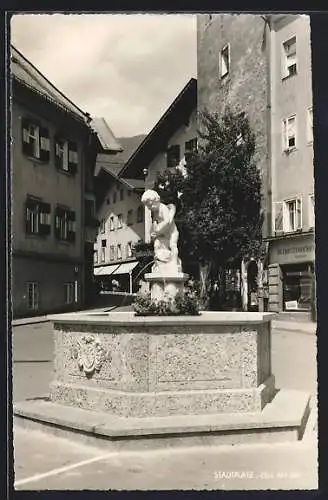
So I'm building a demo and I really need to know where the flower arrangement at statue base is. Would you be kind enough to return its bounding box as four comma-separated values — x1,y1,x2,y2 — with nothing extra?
133,288,200,316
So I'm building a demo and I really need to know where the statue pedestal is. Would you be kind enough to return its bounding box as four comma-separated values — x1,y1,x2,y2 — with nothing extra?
144,271,189,301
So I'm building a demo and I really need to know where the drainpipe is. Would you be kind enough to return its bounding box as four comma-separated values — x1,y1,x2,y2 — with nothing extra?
264,15,273,241
129,271,133,294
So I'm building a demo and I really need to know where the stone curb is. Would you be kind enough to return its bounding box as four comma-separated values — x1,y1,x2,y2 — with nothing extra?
272,321,316,335
12,317,50,327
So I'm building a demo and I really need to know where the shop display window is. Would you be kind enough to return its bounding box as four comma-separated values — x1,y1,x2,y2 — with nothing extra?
282,263,314,311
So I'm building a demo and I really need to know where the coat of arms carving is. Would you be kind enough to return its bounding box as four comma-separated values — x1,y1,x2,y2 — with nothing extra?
74,334,109,376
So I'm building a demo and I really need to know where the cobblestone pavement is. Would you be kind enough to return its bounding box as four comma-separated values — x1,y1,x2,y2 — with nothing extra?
13,427,317,490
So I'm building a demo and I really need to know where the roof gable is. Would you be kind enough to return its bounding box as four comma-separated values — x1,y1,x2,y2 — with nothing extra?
120,78,197,179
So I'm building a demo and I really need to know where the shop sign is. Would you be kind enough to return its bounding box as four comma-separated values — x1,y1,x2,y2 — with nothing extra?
270,236,315,264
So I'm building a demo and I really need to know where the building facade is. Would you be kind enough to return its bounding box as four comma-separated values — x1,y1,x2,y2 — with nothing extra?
93,78,198,291
268,15,315,315
197,14,315,316
121,78,198,254
11,46,121,317
197,14,271,238
93,172,145,294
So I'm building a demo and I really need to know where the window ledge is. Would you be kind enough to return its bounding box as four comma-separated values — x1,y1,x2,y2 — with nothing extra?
283,147,297,155
57,168,76,177
55,239,74,245
26,156,49,165
25,232,49,239
281,72,298,81
220,73,230,81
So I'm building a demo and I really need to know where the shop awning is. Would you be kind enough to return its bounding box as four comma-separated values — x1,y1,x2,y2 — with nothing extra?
94,264,121,276
94,261,138,276
113,261,138,275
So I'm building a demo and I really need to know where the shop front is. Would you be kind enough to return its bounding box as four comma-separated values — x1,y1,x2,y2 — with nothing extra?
268,233,315,315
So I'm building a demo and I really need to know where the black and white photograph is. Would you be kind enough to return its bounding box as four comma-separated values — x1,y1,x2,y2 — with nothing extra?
10,12,318,491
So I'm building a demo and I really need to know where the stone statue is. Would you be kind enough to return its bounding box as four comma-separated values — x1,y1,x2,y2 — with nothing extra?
141,190,181,272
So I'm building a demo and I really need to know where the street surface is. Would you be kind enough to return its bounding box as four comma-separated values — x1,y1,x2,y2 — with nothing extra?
11,320,318,490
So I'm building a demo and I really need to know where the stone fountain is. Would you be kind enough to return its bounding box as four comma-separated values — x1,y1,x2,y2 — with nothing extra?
14,191,311,451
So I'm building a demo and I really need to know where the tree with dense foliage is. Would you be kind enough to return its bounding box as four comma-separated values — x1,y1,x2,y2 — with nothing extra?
153,108,264,308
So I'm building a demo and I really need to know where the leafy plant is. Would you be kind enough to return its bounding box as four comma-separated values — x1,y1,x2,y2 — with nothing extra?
133,288,200,316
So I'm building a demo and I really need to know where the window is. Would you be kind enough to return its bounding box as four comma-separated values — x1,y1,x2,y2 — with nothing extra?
117,214,123,229
127,209,133,226
120,188,124,201
127,241,133,258
109,216,115,231
137,206,144,223
308,194,315,228
185,138,198,163
25,197,51,236
167,145,180,169
106,197,110,205
55,207,76,242
307,107,313,143
21,118,50,162
110,245,115,261
27,282,38,310
113,192,117,204
55,137,78,174
282,115,297,151
283,264,313,312
220,44,230,78
273,197,302,234
64,283,74,305
117,244,122,260
284,198,302,232
101,247,105,262
100,219,105,234
282,36,297,78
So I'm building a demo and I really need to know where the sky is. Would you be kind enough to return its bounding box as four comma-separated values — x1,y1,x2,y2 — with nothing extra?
10,13,197,138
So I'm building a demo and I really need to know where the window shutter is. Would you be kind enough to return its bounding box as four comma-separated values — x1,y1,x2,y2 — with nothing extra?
21,118,34,156
39,202,51,236
25,199,32,233
39,127,50,162
68,142,78,175
273,201,284,234
68,210,76,243
54,207,61,239
167,145,180,169
54,136,62,170
281,120,287,150
296,198,302,229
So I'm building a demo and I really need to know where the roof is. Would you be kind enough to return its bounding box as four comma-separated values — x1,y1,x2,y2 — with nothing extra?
94,134,147,209
11,46,122,153
11,45,88,123
121,178,145,191
95,155,124,178
95,134,146,177
117,135,147,162
90,117,123,153
119,78,197,179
